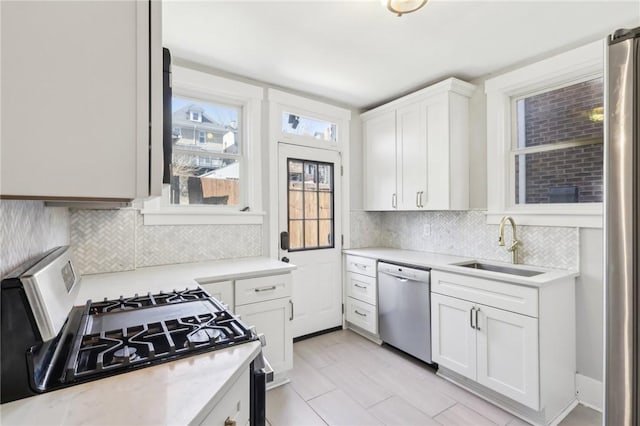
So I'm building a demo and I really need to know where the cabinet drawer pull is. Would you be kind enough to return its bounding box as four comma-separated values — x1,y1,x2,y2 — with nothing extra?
354,310,367,317
470,307,476,329
255,285,277,292
354,263,367,271
475,307,480,331
224,417,236,426
354,283,367,289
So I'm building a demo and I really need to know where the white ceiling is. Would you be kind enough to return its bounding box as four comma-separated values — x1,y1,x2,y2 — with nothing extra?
163,0,639,110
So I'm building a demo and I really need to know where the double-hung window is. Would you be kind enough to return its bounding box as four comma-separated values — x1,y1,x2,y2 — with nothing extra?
485,41,604,227
142,66,263,225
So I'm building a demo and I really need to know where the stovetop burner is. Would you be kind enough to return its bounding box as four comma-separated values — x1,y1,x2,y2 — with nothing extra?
64,290,255,382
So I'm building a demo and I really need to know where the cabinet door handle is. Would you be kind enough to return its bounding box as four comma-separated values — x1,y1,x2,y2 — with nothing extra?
354,310,367,317
224,418,236,426
392,193,397,209
470,307,476,329
475,307,480,331
419,191,424,208
289,299,294,321
255,285,277,292
416,191,420,207
354,283,367,289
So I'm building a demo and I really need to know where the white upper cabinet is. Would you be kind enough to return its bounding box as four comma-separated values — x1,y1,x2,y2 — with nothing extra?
362,78,476,211
0,1,162,201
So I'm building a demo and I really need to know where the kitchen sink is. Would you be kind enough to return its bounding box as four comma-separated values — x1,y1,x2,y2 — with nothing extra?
457,262,544,277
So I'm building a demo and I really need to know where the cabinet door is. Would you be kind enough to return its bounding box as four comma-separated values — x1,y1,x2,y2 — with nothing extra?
476,304,540,409
363,111,397,210
431,293,476,380
421,97,449,210
1,1,153,200
199,369,250,426
235,298,293,374
397,103,426,210
200,281,234,308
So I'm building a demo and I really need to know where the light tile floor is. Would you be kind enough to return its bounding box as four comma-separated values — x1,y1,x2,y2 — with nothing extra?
266,329,602,426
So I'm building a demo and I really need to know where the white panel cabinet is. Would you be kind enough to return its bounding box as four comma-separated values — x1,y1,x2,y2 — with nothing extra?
362,78,476,211
0,0,162,201
344,255,378,336
200,281,234,308
234,274,293,379
431,270,576,425
199,369,250,426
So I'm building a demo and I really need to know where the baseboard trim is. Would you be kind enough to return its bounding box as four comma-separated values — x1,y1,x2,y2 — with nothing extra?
575,373,603,412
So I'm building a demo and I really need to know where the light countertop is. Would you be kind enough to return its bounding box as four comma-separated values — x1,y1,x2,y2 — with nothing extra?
76,256,296,304
2,256,292,425
343,247,578,287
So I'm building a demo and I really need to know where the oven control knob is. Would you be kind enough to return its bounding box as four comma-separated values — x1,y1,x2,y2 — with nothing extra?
258,333,267,347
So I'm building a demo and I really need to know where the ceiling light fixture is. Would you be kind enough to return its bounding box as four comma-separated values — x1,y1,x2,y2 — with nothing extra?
381,0,428,16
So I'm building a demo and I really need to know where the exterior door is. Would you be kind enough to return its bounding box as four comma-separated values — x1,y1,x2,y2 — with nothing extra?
476,304,540,409
278,143,343,338
431,293,477,380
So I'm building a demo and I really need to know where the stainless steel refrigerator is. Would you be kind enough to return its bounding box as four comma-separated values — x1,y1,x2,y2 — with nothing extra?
605,26,640,426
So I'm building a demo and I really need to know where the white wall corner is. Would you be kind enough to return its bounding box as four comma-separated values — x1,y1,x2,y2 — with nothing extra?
575,373,603,412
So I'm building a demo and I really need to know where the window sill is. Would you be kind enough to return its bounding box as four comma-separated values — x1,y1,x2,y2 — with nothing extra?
140,208,265,226
485,208,602,228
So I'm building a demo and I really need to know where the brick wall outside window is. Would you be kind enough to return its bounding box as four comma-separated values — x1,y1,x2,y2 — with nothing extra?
515,78,603,204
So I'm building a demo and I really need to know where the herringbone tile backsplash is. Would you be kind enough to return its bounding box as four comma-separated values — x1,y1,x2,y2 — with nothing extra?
70,209,262,275
350,210,578,270
0,201,70,278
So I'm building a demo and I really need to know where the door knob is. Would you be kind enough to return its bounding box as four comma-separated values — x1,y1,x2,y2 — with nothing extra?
281,257,290,263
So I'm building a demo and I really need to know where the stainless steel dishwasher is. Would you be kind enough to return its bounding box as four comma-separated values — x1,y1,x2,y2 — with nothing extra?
377,262,432,364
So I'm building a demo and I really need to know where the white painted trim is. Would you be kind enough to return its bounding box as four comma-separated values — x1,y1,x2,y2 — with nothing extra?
266,89,351,259
141,67,264,224
485,40,605,227
575,373,603,412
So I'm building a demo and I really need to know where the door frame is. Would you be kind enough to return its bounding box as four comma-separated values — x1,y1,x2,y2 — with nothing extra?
266,89,351,260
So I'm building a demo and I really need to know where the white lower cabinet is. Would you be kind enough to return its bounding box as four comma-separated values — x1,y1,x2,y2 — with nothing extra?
200,280,234,308
235,297,293,375
344,255,379,336
432,293,539,408
345,297,377,334
199,369,250,426
431,270,575,426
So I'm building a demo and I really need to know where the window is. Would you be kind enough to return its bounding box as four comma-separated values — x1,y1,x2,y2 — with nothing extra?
512,77,603,205
282,112,336,142
485,40,603,227
141,66,264,225
171,95,241,206
287,159,334,250
189,110,202,122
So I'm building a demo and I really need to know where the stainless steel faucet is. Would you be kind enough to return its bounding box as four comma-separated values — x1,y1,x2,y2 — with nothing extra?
498,216,519,264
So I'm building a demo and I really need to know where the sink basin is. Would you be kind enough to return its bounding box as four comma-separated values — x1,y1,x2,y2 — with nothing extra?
457,262,544,277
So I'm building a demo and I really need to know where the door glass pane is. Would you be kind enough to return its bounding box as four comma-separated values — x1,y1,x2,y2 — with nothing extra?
514,143,603,204
304,192,318,219
304,162,318,191
288,160,303,190
289,220,303,250
319,220,333,247
319,192,332,219
286,158,334,252
288,191,303,220
304,220,318,248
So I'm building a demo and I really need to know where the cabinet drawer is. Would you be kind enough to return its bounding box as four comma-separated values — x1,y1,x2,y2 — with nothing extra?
345,255,377,278
431,271,538,317
346,297,377,334
346,272,377,306
235,273,292,306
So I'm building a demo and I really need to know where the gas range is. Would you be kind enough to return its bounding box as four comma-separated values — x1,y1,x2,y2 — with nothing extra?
0,247,267,408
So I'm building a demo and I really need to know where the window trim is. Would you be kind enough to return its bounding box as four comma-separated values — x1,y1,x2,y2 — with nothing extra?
484,40,604,228
141,65,264,225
